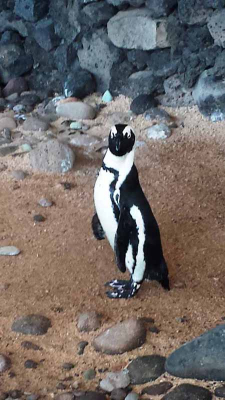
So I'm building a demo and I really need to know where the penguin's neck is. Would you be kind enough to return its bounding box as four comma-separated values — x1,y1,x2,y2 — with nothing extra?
103,148,134,176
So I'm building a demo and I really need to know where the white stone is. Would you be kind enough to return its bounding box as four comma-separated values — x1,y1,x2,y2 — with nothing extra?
107,8,169,50
100,370,130,392
147,123,171,140
0,246,20,256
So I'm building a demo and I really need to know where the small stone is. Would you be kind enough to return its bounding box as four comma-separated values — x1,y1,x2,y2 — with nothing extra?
23,116,50,132
38,198,53,208
0,146,18,157
21,144,32,153
83,368,96,380
77,311,101,332
56,383,67,390
0,246,20,256
127,355,166,384
56,101,96,120
76,392,106,400
54,393,74,400
125,393,139,400
24,359,38,369
8,390,23,398
147,123,171,140
100,370,130,392
162,384,212,400
0,117,16,131
144,108,172,122
130,94,157,115
77,341,88,355
142,381,173,396
0,283,10,291
149,325,160,334
33,214,46,223
11,170,27,181
111,388,127,400
12,314,51,335
62,363,75,371
21,341,42,351
215,386,225,398
26,394,39,400
0,354,11,372
70,121,82,130
2,128,12,141
102,90,113,103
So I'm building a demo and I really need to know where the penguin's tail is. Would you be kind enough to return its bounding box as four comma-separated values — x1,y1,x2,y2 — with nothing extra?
144,258,170,291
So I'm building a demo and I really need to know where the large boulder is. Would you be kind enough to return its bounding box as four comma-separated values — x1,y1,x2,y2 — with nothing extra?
107,8,169,50
0,44,33,84
14,0,49,22
208,9,225,48
33,18,61,52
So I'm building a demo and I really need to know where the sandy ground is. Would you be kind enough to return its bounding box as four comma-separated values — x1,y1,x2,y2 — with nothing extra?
0,97,225,397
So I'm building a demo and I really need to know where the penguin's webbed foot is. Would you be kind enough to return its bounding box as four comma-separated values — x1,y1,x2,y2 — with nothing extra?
105,279,140,299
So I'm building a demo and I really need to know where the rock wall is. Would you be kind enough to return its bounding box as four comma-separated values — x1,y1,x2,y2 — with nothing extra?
1,0,225,111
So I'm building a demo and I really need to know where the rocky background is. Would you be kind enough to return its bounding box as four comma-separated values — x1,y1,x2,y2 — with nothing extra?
1,0,225,120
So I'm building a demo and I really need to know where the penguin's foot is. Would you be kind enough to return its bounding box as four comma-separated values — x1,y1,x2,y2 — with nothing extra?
105,280,140,299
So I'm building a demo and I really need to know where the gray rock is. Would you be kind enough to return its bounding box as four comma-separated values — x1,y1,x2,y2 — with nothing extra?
77,341,88,355
162,384,212,400
62,362,75,370
56,101,96,120
142,381,173,396
193,69,225,121
70,134,101,148
144,108,172,123
3,77,28,97
126,71,161,99
165,324,225,381
111,389,127,400
29,139,75,173
78,392,107,400
215,386,225,398
77,311,101,332
78,29,121,92
178,0,213,25
0,146,18,157
0,44,33,84
107,9,169,50
23,116,50,132
83,368,96,380
21,341,42,351
54,393,74,400
0,354,11,372
100,370,130,392
93,319,146,355
33,214,46,223
107,0,145,5
11,170,27,181
125,394,139,400
38,198,53,207
0,11,28,37
14,0,49,22
26,395,39,400
49,0,80,44
159,74,194,107
208,10,225,47
145,0,177,18
81,2,116,28
130,95,157,115
127,355,166,384
64,70,96,99
24,359,38,369
12,314,51,335
0,246,20,256
147,124,171,140
34,18,60,52
0,117,16,131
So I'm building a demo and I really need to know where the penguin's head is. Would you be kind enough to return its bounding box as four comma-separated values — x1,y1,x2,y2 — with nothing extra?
108,124,135,157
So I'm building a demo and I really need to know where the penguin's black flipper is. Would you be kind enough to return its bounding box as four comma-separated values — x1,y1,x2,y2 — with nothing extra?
92,213,105,240
114,206,132,273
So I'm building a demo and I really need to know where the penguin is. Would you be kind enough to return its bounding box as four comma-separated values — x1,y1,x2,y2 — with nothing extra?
92,124,170,299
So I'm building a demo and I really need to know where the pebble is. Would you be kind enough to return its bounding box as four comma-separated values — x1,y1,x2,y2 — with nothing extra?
111,388,127,400
0,354,11,372
56,383,67,390
21,341,42,351
93,318,146,355
54,393,74,400
21,144,32,152
8,390,22,398
0,117,16,131
11,170,27,181
70,121,82,130
62,362,75,371
24,360,38,369
102,90,113,103
77,341,88,355
100,370,130,392
33,214,46,223
124,393,139,400
142,381,173,396
23,116,50,132
144,107,172,122
12,314,52,335
0,283,10,291
127,355,166,384
149,325,160,334
6,93,19,101
56,101,96,120
38,198,53,208
215,386,225,398
77,311,101,332
147,123,171,140
83,368,96,380
0,246,20,256
26,394,39,400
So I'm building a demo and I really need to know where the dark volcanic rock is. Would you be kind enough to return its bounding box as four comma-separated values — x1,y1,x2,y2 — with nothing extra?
49,0,80,44
0,44,33,84
80,2,116,28
12,314,51,335
142,381,173,396
21,341,42,351
145,0,177,18
33,18,61,52
0,11,28,37
24,359,38,369
166,324,225,380
54,43,79,73
14,0,49,22
146,49,178,78
110,60,137,97
215,386,225,398
162,384,212,400
124,70,162,99
178,0,213,25
3,78,28,97
127,355,166,384
64,70,96,99
130,94,157,115
79,392,106,400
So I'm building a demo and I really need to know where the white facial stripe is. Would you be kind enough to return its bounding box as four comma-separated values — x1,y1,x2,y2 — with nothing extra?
110,126,118,138
123,126,132,136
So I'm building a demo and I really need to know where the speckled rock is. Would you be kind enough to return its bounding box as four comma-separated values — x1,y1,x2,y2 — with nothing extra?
127,355,166,384
77,311,101,332
3,77,28,97
100,370,130,392
93,319,146,355
12,314,51,335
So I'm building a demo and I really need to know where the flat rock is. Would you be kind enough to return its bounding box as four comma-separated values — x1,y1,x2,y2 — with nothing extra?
23,116,50,132
12,314,51,335
107,8,169,50
0,117,16,131
100,370,130,392
165,324,225,381
142,381,173,396
0,354,11,372
55,393,74,400
162,384,212,400
0,246,20,256
147,123,171,140
77,311,101,332
56,101,96,120
127,355,166,384
144,108,172,122
130,94,157,115
92,318,146,355
29,139,75,173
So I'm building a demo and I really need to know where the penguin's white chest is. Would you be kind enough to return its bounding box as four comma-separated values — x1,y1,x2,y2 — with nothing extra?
94,168,118,249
